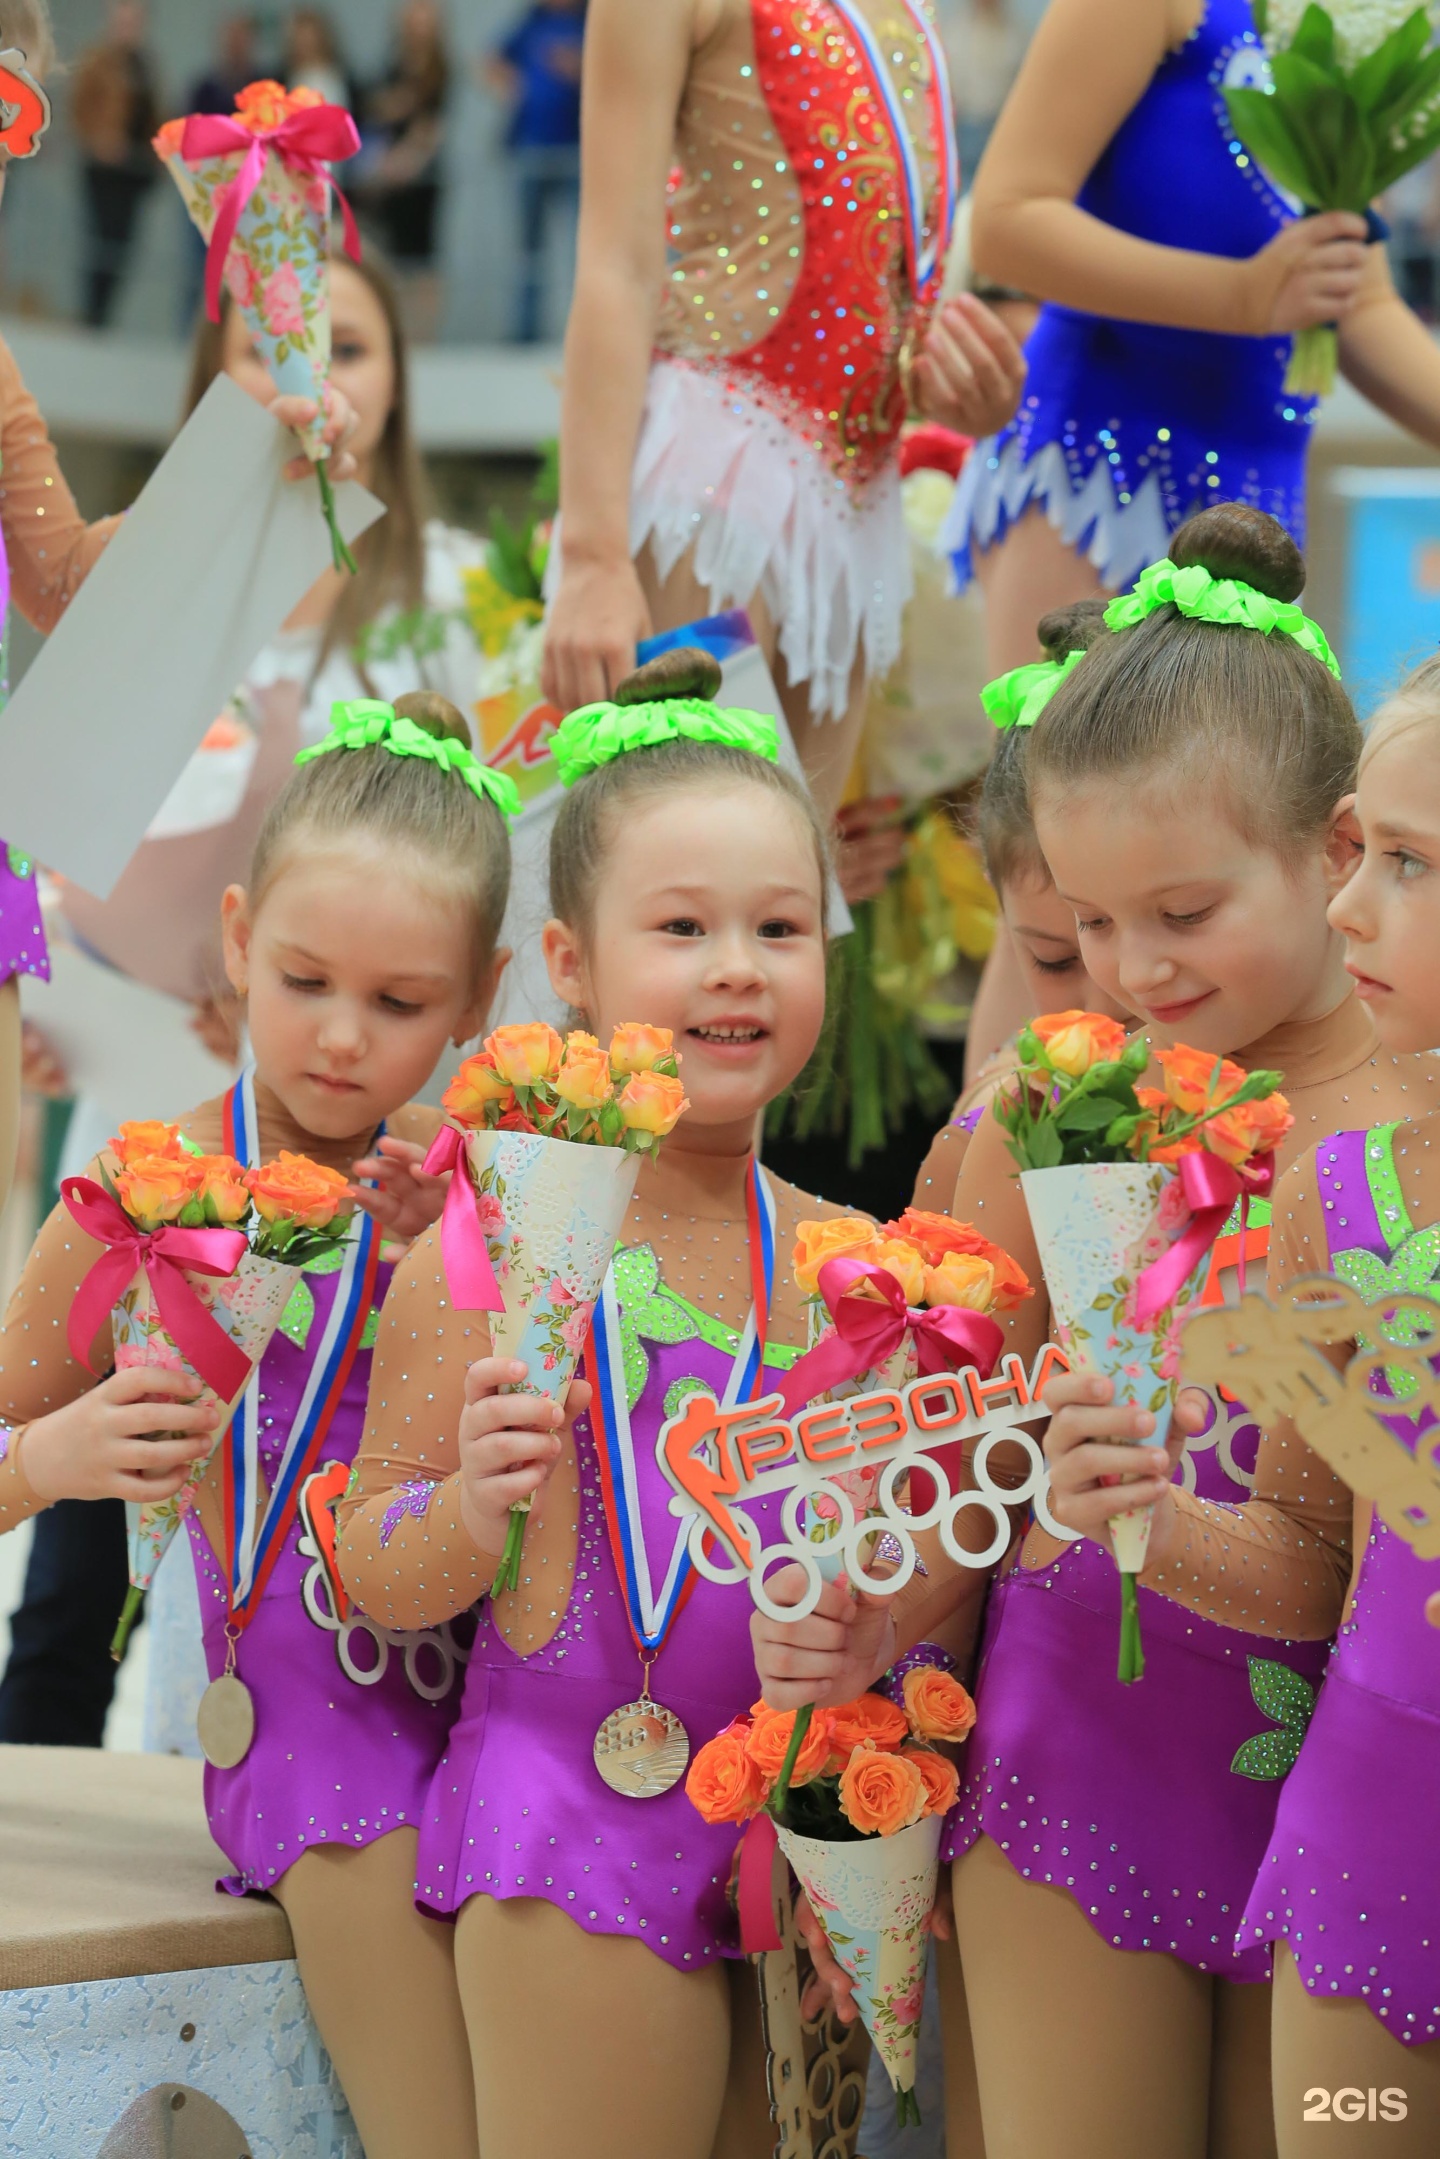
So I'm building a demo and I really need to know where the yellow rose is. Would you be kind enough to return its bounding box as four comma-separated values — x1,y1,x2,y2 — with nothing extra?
486,1023,564,1089
617,1069,688,1136
555,1040,614,1112
116,1155,201,1231
923,1251,997,1310
192,1154,251,1227
609,1022,675,1075
792,1215,883,1296
1031,1009,1130,1078
873,1236,927,1307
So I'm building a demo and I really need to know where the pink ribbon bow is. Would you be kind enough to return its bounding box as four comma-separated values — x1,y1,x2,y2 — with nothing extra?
62,1177,252,1401
422,1126,505,1315
778,1257,1004,1418
180,103,362,325
1129,1150,1276,1329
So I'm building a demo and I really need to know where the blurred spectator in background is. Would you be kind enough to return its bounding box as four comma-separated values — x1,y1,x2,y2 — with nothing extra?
177,13,261,329
484,0,584,344
285,6,351,111
360,0,450,343
939,0,1024,185
1387,153,1440,323
71,0,161,328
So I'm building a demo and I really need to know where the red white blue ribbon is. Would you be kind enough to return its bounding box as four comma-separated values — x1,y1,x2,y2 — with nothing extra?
220,1068,380,1628
830,0,958,301
587,1159,776,1652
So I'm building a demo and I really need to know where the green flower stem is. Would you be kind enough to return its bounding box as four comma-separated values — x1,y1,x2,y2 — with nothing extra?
1118,1573,1145,1685
1284,326,1338,401
492,1500,529,1595
315,462,359,576
896,2085,922,2128
110,1583,144,1663
768,1701,814,1821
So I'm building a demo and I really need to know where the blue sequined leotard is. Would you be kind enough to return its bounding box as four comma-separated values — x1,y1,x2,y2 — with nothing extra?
945,0,1313,592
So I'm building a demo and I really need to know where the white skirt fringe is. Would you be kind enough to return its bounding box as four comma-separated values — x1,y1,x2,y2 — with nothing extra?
628,356,911,721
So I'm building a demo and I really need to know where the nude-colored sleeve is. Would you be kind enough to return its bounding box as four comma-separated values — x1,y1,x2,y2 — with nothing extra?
1141,1148,1354,1640
0,336,121,634
336,1220,498,1630
912,1117,972,1210
0,1183,113,1534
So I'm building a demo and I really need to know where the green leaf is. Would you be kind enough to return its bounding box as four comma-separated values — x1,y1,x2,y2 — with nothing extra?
1349,9,1432,114
1226,86,1327,201
1230,1727,1305,1780
1057,1094,1128,1132
1289,4,1336,71
1028,1119,1064,1170
1248,1653,1317,1731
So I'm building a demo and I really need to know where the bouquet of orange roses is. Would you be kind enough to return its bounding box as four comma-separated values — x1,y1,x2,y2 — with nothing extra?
993,1012,1293,1679
63,1122,356,1654
688,1670,976,2125
428,1022,689,1591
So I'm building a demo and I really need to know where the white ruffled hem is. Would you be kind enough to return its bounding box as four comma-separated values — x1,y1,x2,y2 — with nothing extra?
942,432,1172,596
628,357,911,720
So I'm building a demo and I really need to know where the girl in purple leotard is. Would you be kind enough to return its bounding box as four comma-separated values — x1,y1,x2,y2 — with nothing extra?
0,691,514,2159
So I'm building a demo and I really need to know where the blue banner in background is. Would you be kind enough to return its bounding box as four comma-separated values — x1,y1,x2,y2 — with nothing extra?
1335,471,1440,721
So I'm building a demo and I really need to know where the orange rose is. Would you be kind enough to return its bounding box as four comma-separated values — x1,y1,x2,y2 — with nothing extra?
116,1154,202,1231
744,1702,835,1786
443,1053,512,1126
152,118,187,159
245,1151,354,1230
871,1237,927,1308
1200,1090,1294,1170
1155,1044,1246,1115
554,1039,614,1112
1031,1009,1130,1078
1133,1085,1201,1166
192,1153,251,1227
902,1665,977,1744
609,1023,675,1075
685,1723,769,1825
923,1251,997,1311
889,1212,1032,1314
905,1744,961,1817
617,1070,688,1137
838,1744,928,1835
486,1022,563,1089
793,1215,883,1297
826,1692,910,1755
111,1120,185,1169
234,78,293,130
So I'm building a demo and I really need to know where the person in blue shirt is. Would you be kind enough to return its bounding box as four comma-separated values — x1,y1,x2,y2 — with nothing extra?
484,0,585,343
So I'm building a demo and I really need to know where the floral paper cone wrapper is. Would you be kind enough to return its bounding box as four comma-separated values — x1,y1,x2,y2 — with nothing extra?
776,1812,942,2103
111,1251,299,1599
800,1337,913,1575
159,146,334,461
1021,1162,1212,1578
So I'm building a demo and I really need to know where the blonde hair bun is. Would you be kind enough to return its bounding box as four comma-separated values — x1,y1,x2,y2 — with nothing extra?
1170,502,1305,606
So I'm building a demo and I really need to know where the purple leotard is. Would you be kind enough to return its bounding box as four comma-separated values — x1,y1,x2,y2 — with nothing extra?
0,517,47,987
1239,1127,1440,2040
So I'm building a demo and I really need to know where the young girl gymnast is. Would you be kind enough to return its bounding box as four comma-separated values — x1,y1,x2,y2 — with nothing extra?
754,503,1440,2159
1045,651,1440,2153
0,692,513,2159
339,659,863,2159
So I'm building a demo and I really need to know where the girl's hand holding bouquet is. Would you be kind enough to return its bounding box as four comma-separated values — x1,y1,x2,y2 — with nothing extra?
18,1366,220,1507
456,1353,592,1564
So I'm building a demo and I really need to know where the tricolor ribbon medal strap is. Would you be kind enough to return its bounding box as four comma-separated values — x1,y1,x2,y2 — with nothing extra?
221,1069,380,1629
587,1160,776,1652
830,0,957,300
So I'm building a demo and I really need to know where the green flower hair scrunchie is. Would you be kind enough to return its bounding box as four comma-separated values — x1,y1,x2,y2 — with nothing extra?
549,696,780,788
1104,560,1341,679
981,649,1088,732
296,698,523,823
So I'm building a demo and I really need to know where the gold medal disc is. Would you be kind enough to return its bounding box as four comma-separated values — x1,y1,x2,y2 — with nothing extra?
593,1695,690,1799
197,1672,256,1770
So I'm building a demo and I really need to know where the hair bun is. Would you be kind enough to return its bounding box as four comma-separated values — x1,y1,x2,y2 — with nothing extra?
391,690,473,748
614,646,723,706
1169,502,1305,606
1036,597,1110,661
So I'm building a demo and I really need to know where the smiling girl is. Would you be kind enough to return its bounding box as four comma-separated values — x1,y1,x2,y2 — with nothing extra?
339,660,859,2158
1044,652,1440,2154
753,503,1440,2158
0,692,514,2159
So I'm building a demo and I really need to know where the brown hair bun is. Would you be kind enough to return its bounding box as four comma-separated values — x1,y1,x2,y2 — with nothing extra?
614,646,723,706
391,689,472,747
1169,502,1305,605
1036,597,1110,661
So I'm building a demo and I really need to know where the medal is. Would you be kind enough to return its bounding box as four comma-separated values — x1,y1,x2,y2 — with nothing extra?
593,1661,690,1799
588,1162,776,1797
197,1671,256,1770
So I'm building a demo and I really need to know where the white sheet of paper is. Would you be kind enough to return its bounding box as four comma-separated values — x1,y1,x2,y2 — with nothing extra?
0,372,383,897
